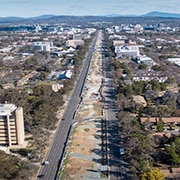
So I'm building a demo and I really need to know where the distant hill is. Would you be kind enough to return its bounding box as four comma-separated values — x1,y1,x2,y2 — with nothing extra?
0,11,180,24
142,11,180,18
105,14,137,17
0,16,25,23
27,14,56,20
0,14,56,23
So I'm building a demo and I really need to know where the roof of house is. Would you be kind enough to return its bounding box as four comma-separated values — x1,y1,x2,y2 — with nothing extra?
141,117,180,124
0,104,17,116
161,168,180,179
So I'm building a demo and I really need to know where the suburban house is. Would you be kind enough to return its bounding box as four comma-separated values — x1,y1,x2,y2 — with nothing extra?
161,168,180,180
140,117,180,132
132,70,168,83
16,71,38,86
113,39,136,46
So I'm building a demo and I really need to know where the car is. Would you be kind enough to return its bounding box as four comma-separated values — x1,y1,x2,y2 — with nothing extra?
61,118,65,121
119,148,125,155
43,161,49,165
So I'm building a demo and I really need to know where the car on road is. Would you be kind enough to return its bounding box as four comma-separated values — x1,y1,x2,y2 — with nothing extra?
42,161,49,165
119,148,125,155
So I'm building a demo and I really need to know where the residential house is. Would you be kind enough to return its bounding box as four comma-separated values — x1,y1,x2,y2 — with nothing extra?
132,70,167,83
140,117,180,132
17,71,38,86
161,168,180,179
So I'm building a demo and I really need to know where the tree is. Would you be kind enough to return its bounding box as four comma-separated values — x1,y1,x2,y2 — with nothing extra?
156,118,164,132
141,168,166,180
138,64,147,70
150,80,161,91
165,137,180,166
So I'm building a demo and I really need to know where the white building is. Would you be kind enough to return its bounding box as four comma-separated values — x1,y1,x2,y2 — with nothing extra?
58,70,73,79
136,55,155,67
0,104,25,146
167,58,180,67
115,45,140,58
132,70,168,83
33,41,53,52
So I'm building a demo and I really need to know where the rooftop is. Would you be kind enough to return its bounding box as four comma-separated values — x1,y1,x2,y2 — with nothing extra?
0,104,17,116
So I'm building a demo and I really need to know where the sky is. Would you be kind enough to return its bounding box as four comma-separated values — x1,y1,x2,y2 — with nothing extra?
0,0,179,17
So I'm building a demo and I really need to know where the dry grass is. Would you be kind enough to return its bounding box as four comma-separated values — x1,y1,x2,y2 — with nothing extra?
61,32,104,179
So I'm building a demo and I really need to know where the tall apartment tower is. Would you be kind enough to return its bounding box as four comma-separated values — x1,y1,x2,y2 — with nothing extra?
0,104,25,146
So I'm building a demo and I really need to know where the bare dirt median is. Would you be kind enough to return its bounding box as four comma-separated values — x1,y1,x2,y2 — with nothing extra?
60,33,104,179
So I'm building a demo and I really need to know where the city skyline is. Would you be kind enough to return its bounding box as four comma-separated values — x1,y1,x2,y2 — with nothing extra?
0,0,179,17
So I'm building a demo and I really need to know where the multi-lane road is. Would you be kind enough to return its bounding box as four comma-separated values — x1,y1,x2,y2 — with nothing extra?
37,31,98,180
37,30,129,180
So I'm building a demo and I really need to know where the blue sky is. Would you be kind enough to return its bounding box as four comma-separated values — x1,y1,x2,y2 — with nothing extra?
0,0,179,17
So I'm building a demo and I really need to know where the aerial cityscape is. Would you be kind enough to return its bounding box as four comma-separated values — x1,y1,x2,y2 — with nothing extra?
0,1,180,180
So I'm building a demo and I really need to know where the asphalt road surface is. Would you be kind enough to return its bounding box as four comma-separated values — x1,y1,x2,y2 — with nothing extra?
102,35,130,180
37,31,98,180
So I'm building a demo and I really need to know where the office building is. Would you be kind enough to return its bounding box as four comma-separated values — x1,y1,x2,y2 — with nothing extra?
0,104,25,146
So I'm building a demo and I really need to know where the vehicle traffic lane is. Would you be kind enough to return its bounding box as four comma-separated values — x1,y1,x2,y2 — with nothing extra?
102,48,130,179
37,31,99,179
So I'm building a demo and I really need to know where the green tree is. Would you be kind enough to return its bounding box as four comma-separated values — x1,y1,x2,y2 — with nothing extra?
165,137,180,166
156,118,164,132
138,64,147,70
150,80,161,91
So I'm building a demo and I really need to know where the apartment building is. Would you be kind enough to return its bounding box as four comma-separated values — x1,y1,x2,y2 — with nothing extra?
0,104,24,146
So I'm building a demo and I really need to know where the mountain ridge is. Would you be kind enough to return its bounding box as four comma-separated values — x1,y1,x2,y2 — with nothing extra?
141,11,180,18
0,11,179,23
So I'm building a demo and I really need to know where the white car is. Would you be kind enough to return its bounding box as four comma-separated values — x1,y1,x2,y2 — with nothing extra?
44,161,49,165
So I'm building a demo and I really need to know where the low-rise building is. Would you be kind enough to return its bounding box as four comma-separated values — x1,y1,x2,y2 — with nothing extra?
132,70,167,83
17,70,38,86
140,117,180,132
167,58,180,67
115,45,140,58
66,39,84,48
136,55,155,67
33,41,53,52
